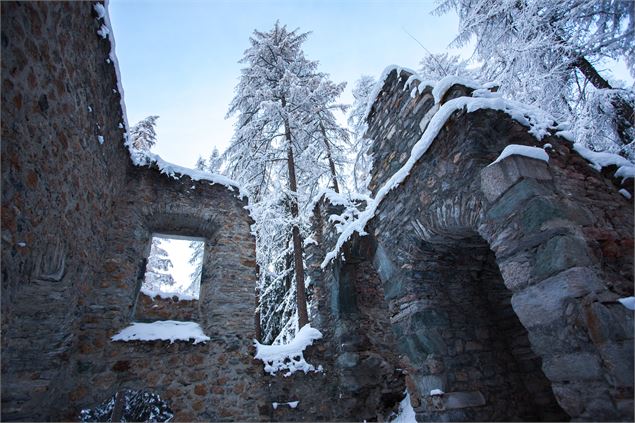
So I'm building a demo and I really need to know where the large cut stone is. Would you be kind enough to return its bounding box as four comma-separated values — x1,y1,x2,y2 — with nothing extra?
511,267,603,328
480,155,552,203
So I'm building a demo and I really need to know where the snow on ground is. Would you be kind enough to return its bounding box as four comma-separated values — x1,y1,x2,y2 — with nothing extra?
618,189,632,199
254,324,323,377
111,321,210,344
430,389,444,396
618,297,635,310
391,391,416,423
489,144,549,166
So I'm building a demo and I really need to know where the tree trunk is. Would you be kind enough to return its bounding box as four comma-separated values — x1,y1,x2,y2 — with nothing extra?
573,56,634,147
319,122,340,193
283,113,309,329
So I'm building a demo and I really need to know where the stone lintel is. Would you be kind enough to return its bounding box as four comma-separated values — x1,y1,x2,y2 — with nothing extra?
480,154,552,203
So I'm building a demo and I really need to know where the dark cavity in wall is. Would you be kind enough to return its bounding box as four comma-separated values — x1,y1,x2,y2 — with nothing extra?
405,233,568,421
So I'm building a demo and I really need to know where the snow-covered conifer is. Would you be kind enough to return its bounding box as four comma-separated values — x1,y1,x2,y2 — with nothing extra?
130,115,160,151
348,75,377,193
418,52,472,80
435,0,634,156
226,22,338,330
144,238,175,291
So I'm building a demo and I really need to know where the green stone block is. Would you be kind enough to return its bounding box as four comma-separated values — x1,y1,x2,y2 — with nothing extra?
533,236,591,280
410,309,450,328
486,179,550,221
520,197,563,233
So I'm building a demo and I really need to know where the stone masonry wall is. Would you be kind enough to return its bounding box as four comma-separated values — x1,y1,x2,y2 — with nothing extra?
135,294,199,322
2,3,261,421
68,165,261,421
1,2,130,420
353,68,634,421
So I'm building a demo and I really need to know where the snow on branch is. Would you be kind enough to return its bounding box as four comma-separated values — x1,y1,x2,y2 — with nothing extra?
321,93,557,269
254,324,323,377
111,321,210,344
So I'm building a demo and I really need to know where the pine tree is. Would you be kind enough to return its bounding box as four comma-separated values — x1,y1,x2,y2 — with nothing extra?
226,23,350,337
435,0,634,156
144,238,175,291
348,75,377,193
418,52,472,80
207,148,224,173
130,115,160,151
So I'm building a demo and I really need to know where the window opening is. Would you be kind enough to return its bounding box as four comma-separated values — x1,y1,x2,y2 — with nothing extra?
141,234,204,300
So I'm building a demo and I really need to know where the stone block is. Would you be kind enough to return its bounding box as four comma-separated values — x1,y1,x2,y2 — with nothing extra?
519,197,564,233
542,352,603,382
442,391,486,409
532,235,592,280
485,178,551,221
596,341,634,387
335,352,359,369
480,155,552,203
511,267,603,328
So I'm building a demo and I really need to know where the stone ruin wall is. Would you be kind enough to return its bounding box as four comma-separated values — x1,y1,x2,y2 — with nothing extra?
1,2,262,421
317,68,633,421
1,3,406,421
2,2,634,422
1,2,131,420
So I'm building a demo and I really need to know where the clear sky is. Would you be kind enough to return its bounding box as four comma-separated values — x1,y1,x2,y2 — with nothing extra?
109,0,472,168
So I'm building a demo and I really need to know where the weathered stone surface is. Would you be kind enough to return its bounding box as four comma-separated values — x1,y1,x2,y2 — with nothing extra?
511,267,604,329
480,154,552,203
3,11,633,422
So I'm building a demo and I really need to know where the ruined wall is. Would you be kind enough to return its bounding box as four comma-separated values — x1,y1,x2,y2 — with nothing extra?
69,166,261,421
256,199,405,422
1,3,261,421
1,2,130,420
355,69,634,421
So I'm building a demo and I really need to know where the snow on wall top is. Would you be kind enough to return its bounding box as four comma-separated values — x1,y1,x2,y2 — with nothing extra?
95,2,245,198
321,64,634,269
111,320,210,344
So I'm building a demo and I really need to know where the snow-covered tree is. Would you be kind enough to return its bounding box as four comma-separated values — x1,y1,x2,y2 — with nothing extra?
296,77,350,195
435,0,634,157
144,238,175,291
187,240,203,297
348,75,376,193
130,115,160,151
207,148,224,173
418,52,472,80
225,22,349,336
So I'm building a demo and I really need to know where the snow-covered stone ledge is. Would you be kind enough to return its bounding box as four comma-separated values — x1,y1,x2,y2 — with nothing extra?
111,320,210,344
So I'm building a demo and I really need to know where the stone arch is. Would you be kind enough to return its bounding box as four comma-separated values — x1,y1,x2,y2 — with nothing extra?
362,70,633,420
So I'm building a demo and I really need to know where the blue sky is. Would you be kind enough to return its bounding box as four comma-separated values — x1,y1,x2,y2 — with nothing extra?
109,0,472,168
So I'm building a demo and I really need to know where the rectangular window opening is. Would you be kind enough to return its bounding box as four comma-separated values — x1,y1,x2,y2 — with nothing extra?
141,234,204,301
